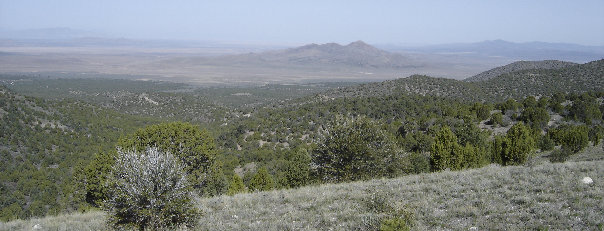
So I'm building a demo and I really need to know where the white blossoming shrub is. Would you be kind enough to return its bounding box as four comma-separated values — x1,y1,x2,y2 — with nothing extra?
104,148,200,230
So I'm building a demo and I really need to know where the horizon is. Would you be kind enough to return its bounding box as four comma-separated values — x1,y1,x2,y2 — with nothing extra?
1,29,603,49
1,1,603,46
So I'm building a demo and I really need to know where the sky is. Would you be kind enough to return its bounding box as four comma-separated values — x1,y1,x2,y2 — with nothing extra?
1,0,603,46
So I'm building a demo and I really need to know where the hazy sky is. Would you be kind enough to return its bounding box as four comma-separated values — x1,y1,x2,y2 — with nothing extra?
1,0,603,45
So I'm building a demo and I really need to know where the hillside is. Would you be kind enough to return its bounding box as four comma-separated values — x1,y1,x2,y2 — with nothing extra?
314,59,603,102
0,85,162,219
465,60,578,82
316,74,486,102
3,157,602,230
482,59,604,99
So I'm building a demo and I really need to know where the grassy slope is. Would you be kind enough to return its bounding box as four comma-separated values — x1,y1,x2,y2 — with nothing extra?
2,151,603,230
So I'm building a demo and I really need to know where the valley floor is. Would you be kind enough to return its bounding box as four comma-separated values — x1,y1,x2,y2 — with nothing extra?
2,149,603,231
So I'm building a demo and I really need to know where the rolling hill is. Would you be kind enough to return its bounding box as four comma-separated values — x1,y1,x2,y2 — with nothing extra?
464,60,578,82
481,59,604,99
315,59,604,102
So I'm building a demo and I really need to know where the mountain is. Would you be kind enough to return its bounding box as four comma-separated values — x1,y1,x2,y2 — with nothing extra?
465,60,578,82
255,40,418,68
192,40,420,69
388,40,604,63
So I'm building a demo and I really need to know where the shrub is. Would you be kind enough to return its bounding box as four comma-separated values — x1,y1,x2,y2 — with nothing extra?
405,152,431,174
503,122,535,165
561,125,589,153
117,122,217,191
538,135,555,151
588,125,603,146
312,116,403,182
248,167,275,192
362,193,414,231
104,148,199,230
82,151,116,207
283,148,311,188
549,147,573,163
520,107,550,129
488,112,504,126
202,160,228,197
227,174,247,196
380,217,411,231
430,126,463,171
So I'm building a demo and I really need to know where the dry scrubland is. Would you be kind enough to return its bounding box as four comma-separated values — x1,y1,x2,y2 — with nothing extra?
2,149,603,231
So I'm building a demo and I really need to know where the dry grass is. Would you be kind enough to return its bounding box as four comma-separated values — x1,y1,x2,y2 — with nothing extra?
0,211,106,231
198,160,603,230
3,155,602,230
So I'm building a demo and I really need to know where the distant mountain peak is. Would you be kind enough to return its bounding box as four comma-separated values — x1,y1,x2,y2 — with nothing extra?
347,40,369,47
252,41,418,68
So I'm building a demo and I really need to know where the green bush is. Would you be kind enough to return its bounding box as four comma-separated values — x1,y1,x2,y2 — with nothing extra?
561,125,589,153
588,125,603,146
248,167,275,192
380,217,411,231
520,107,550,129
104,148,199,230
312,116,403,182
488,112,504,126
406,152,431,174
503,123,535,165
227,174,247,196
117,122,217,191
549,147,573,163
430,126,462,171
283,148,311,188
538,135,555,151
81,151,116,207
